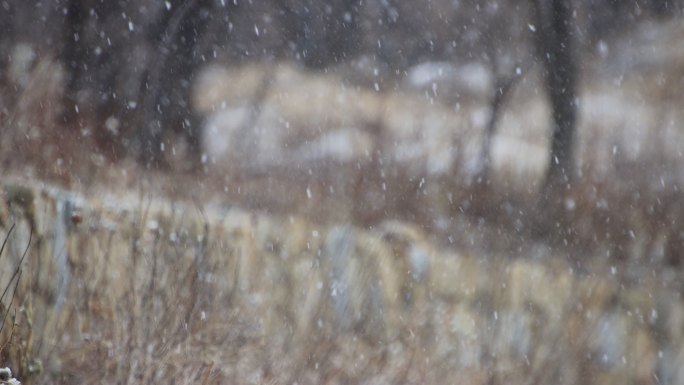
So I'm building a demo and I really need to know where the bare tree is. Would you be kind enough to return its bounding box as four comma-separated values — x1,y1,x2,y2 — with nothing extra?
137,0,215,169
531,0,578,187
279,0,362,68
472,2,530,184
474,71,522,184
60,0,88,125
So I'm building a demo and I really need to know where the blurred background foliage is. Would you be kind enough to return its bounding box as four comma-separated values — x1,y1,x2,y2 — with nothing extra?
0,0,680,167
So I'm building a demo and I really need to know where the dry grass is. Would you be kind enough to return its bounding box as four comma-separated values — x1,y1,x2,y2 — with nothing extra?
0,180,681,385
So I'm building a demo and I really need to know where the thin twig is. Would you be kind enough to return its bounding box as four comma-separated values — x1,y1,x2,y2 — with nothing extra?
0,223,16,263
0,228,31,304
200,361,214,385
0,308,17,355
0,229,31,331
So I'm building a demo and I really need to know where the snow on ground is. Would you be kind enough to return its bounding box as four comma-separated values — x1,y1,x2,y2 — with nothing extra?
195,50,684,193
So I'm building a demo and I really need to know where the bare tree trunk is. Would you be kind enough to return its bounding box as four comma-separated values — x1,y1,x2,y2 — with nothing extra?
532,0,578,187
138,0,210,169
280,0,361,68
61,0,88,126
475,71,520,184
